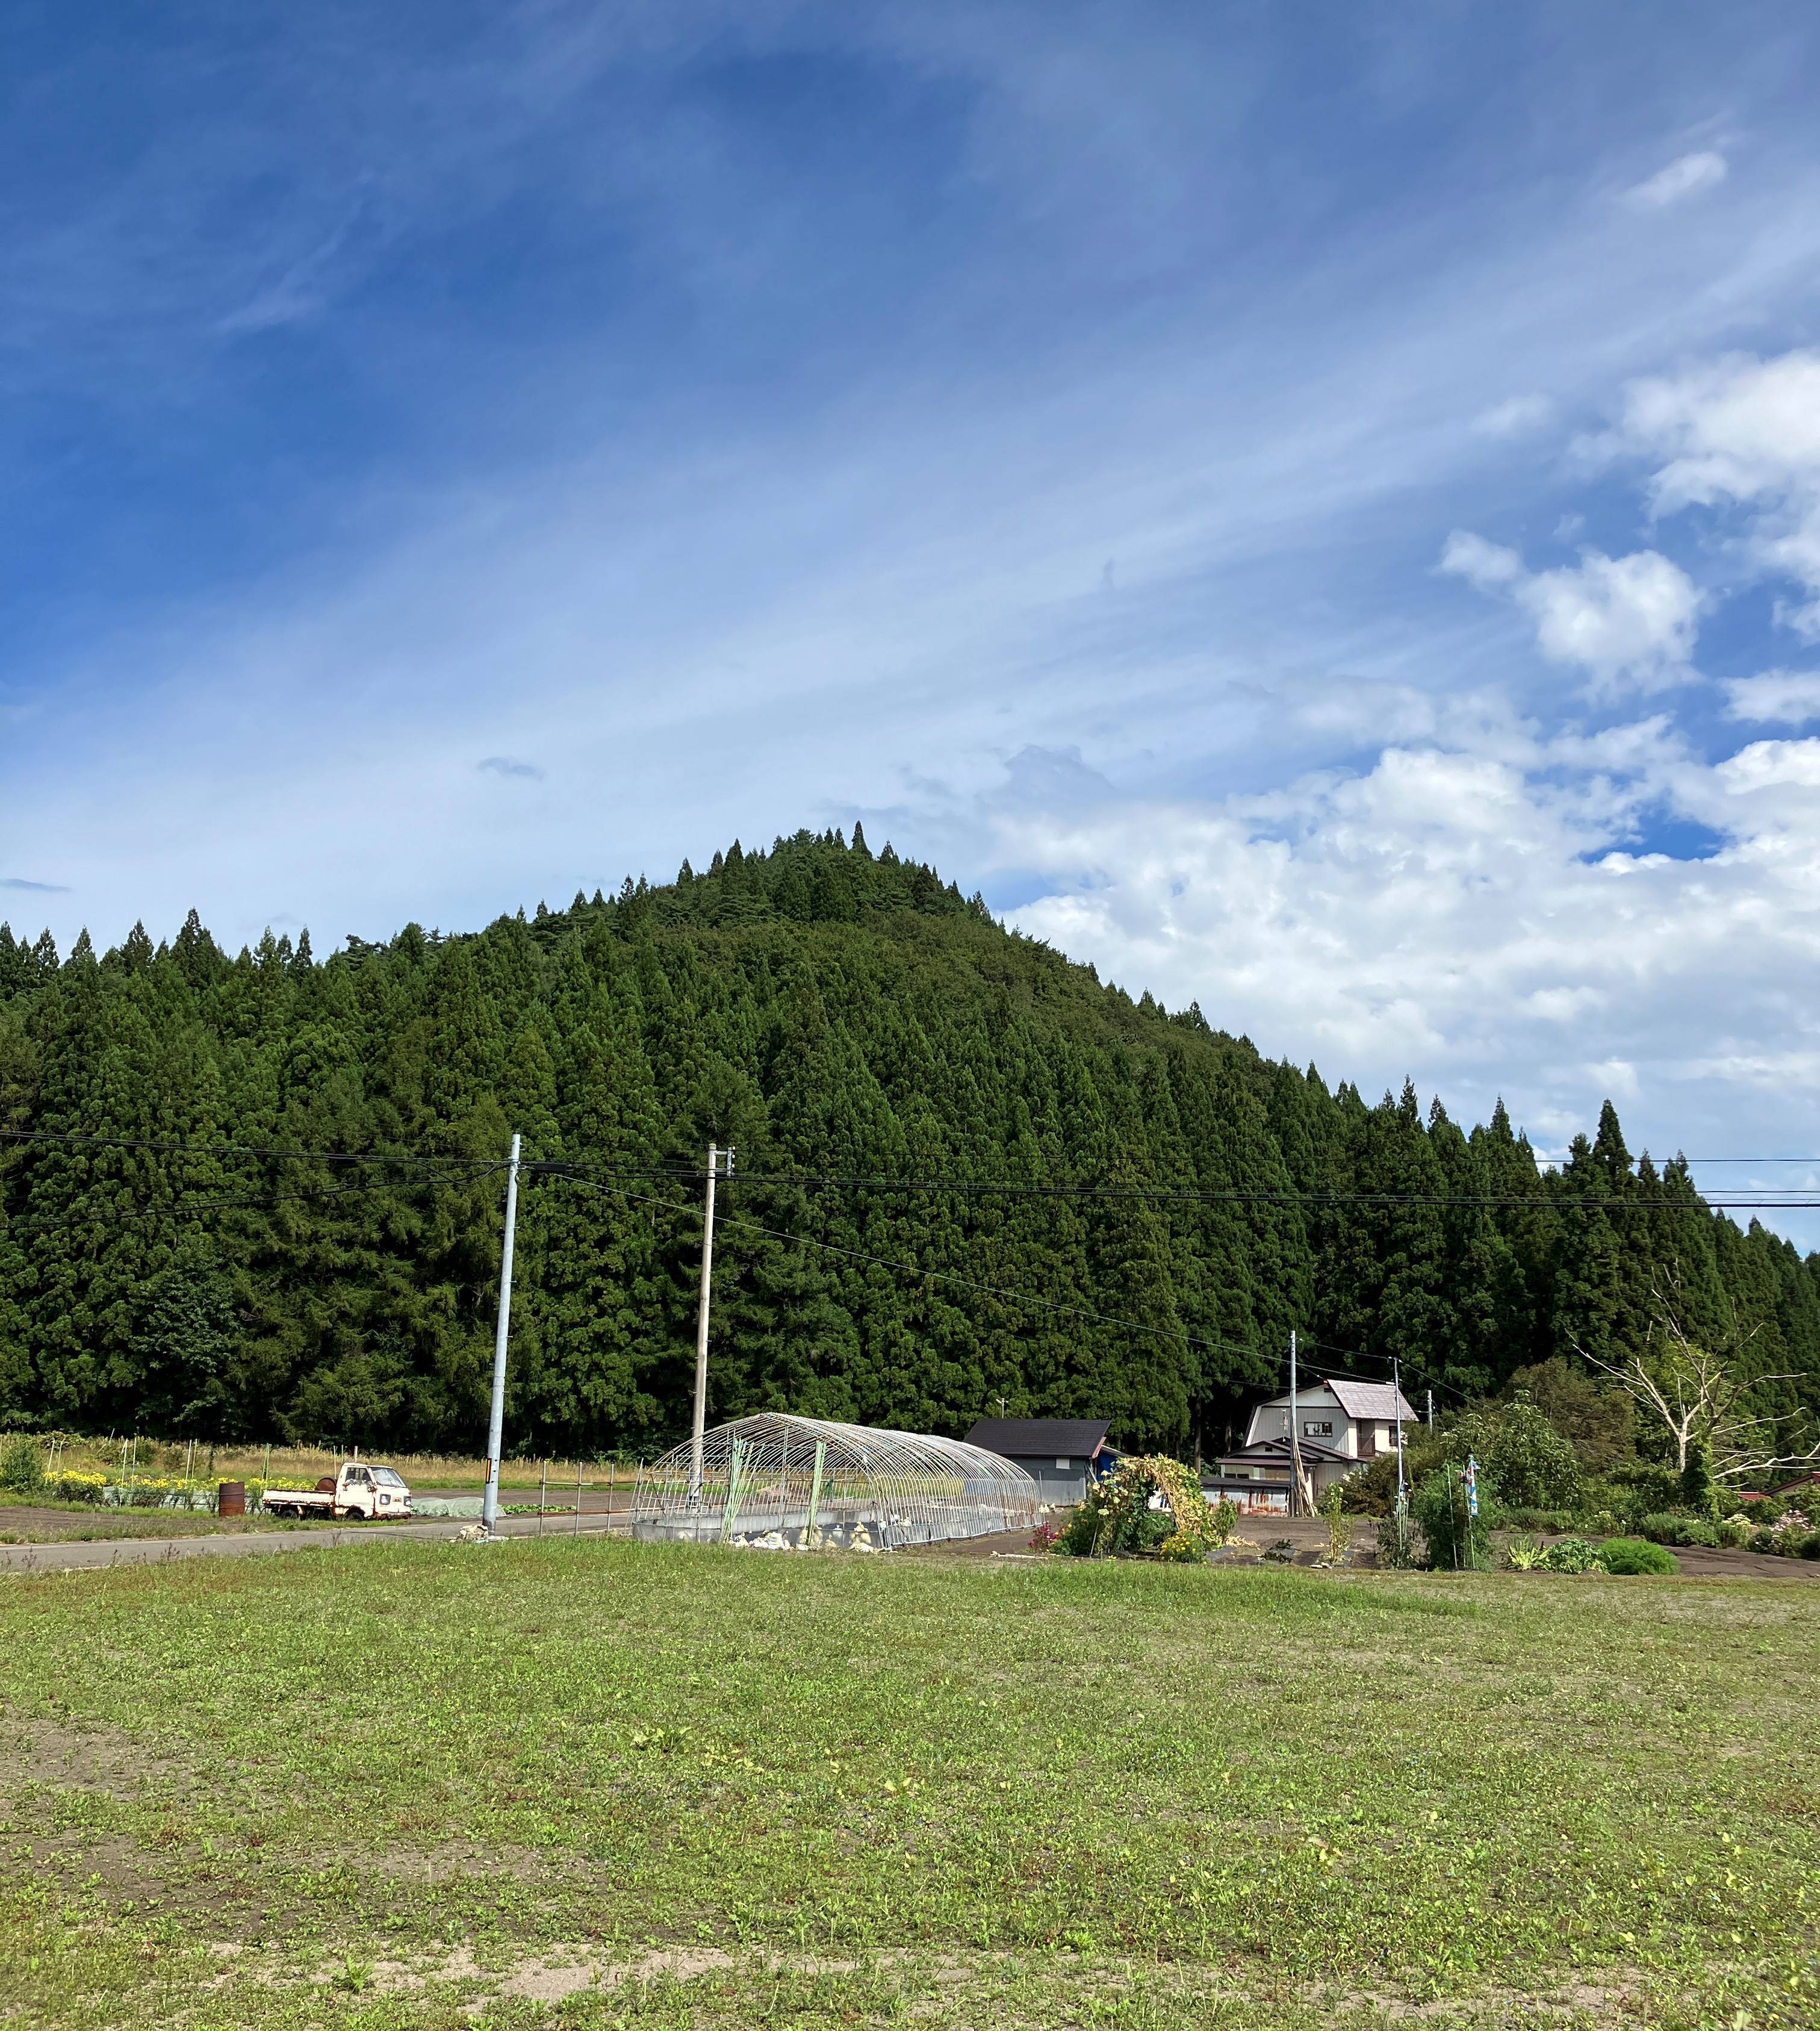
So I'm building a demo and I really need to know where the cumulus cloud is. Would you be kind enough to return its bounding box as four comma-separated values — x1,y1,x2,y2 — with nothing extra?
1607,349,1820,636
1472,394,1554,439
1624,149,1728,208
1440,532,1703,693
1001,711,1820,1154
1722,670,1820,724
478,755,545,780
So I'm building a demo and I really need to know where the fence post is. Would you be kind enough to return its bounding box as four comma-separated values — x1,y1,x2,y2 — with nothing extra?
807,1441,827,1546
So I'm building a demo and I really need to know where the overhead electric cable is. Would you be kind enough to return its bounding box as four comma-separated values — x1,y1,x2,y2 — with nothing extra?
0,1127,514,1174
531,1155,1820,1213
8,1129,1820,1211
0,1176,415,1237
541,1169,1279,1372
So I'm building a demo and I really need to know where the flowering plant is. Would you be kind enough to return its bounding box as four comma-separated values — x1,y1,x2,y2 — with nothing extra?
51,1469,108,1505
1054,1455,1224,1561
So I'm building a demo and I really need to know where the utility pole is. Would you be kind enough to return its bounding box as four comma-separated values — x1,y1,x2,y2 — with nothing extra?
1288,1328,1303,1519
1427,1388,1434,1431
481,1132,523,1537
1393,1353,1409,1563
689,1142,733,1504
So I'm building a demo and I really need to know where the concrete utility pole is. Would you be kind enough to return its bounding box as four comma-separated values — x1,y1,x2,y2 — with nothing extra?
481,1132,523,1537
689,1142,733,1503
1288,1328,1303,1518
1393,1352,1409,1561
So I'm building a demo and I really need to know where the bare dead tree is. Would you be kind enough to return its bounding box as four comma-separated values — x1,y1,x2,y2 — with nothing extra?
1578,1271,1819,1484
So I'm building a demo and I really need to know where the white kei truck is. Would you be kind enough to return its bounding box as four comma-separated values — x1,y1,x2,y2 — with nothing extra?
261,1460,413,1520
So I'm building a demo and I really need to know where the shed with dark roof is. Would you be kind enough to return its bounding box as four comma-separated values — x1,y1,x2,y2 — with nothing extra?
963,1418,1114,1505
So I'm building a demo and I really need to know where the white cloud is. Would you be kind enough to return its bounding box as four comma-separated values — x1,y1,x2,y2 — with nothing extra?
1001,713,1820,1187
1609,349,1820,636
1722,670,1820,724
1472,394,1554,438
1441,533,1703,693
1624,150,1728,209
1437,530,1522,588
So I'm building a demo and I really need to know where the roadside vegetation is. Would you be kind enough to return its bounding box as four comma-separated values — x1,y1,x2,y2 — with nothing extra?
2,1539,1816,2030
0,1431,641,1541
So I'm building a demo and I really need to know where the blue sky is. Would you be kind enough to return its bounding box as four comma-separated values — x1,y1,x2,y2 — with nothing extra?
5,2,1820,1229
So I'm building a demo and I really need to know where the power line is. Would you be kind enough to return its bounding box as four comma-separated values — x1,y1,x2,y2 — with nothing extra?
541,1169,1279,1373
534,1155,1820,1214
5,1131,1819,1211
0,1128,512,1174
0,1176,413,1237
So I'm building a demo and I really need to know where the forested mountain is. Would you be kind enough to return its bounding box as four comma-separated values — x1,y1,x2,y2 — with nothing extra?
2,826,1817,1457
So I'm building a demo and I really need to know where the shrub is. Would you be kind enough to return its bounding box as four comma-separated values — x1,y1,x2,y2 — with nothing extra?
1376,1510,1422,1568
1412,1467,1497,1570
1756,1509,1813,1558
1316,1483,1355,1564
1598,1537,1679,1576
1466,1396,1583,1511
1538,1536,1603,1573
50,1470,107,1505
1715,1516,1753,1549
1503,1507,1573,1533
0,1435,45,1496
1607,1461,1683,1524
1055,1457,1221,1561
1680,1440,1719,1520
1639,1513,1720,1548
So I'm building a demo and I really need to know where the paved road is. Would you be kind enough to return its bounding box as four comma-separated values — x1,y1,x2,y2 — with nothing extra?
0,1508,626,1576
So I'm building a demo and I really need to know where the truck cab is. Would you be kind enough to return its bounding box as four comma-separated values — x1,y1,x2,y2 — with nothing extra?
338,1462,411,1519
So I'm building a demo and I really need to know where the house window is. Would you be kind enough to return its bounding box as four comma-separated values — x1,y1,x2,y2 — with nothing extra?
1055,1457,1071,1469
1303,1420,1332,1438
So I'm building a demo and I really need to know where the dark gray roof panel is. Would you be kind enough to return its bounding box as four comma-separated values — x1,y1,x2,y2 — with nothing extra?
964,1418,1112,1458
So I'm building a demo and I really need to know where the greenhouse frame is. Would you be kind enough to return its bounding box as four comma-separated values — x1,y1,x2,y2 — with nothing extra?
629,1411,1043,1550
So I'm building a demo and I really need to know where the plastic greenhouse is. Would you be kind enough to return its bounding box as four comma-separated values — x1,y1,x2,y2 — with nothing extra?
629,1412,1042,1551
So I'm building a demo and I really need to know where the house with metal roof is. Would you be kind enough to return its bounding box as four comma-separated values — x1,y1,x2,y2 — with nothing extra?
963,1417,1114,1505
1206,1378,1417,1511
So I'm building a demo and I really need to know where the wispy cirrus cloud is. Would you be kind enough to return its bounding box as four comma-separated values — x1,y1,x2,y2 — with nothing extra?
0,876,70,893
5,4,1820,1237
1624,149,1728,209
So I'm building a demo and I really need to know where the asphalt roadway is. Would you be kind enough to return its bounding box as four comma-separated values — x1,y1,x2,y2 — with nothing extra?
0,1507,626,1576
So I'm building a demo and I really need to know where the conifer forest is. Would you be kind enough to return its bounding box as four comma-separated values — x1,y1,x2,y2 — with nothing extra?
2,827,1816,1458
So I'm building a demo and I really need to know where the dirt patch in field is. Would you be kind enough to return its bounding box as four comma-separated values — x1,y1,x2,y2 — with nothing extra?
251,1944,1665,2027
0,1711,211,1808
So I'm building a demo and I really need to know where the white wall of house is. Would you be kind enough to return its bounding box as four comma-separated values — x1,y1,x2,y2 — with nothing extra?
1245,1384,1364,1458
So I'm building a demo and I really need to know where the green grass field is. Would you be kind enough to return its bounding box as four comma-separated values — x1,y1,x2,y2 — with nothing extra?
1,1543,1815,2031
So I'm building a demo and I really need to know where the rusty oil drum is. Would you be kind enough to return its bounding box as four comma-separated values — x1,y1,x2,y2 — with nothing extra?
217,1480,247,1518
